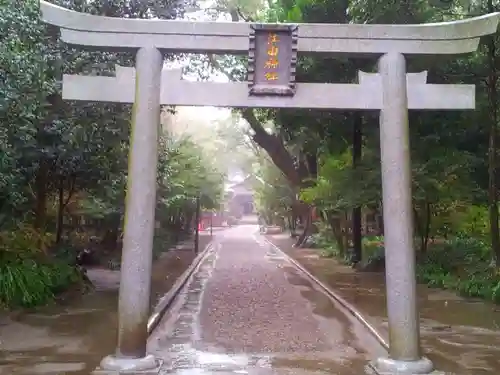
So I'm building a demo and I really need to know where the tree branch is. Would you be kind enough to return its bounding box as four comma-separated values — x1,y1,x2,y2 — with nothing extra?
241,109,302,185
237,7,254,22
204,8,304,188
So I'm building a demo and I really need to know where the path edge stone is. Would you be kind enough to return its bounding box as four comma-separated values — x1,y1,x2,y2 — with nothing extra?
261,234,390,351
147,241,215,335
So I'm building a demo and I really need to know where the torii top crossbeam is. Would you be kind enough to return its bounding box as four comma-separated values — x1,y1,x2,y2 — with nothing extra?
40,0,500,55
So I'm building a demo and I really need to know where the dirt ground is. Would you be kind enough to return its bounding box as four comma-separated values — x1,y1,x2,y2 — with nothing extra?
150,234,212,308
85,233,213,305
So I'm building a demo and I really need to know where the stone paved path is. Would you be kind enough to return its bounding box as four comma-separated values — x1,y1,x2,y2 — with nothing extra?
148,225,386,375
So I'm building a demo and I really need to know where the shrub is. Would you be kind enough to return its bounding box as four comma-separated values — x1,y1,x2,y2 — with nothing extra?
0,227,82,308
0,259,80,307
313,229,500,304
416,236,500,303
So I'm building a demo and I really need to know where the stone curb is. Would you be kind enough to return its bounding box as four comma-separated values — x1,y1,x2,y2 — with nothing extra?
261,234,390,351
147,240,214,335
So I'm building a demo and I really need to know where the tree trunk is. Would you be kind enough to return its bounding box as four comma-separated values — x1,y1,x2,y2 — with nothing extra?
242,109,305,186
56,175,65,244
342,212,350,254
486,16,500,266
352,114,363,263
289,210,298,237
413,202,432,255
296,208,312,247
327,211,345,255
102,228,119,250
376,203,384,236
422,202,432,254
34,159,48,235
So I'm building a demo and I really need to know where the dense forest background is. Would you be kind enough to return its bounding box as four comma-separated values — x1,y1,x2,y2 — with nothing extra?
0,0,225,308
208,0,500,302
2,0,500,308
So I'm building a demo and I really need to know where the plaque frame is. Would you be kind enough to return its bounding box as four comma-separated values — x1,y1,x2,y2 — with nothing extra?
248,24,298,96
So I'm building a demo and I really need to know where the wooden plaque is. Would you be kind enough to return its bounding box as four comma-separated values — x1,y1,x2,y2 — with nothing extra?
248,24,298,96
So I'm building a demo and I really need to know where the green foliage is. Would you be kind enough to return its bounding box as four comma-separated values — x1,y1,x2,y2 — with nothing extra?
0,0,50,220
448,205,490,240
4,0,500,309
158,134,224,210
300,150,381,211
312,228,500,303
0,259,80,308
308,224,343,258
0,0,220,309
0,227,81,308
417,237,500,303
254,158,295,224
243,0,500,307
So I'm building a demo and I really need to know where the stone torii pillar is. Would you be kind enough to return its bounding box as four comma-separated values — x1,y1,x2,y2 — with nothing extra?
39,1,500,374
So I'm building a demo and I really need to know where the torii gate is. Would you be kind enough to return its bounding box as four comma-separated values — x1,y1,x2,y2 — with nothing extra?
39,2,499,374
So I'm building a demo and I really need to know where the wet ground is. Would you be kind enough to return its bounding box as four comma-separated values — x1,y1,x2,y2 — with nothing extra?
148,226,386,375
266,233,500,375
0,235,211,375
4,225,500,375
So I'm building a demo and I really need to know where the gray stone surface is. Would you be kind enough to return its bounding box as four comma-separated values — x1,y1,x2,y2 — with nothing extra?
369,357,438,375
377,52,421,363
95,355,161,374
112,47,163,362
40,1,499,54
63,66,475,109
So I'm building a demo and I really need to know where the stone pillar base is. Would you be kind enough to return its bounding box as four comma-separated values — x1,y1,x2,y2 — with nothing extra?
368,357,443,375
92,355,162,374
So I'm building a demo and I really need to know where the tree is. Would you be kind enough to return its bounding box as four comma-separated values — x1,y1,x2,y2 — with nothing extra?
0,0,223,308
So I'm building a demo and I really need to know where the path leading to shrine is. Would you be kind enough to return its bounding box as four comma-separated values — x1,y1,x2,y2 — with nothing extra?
148,225,386,375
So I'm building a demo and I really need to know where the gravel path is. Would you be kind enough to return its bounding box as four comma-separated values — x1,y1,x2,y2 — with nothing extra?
149,226,386,375
198,235,329,353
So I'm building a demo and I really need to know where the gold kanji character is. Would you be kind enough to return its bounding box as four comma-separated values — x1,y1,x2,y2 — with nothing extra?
268,33,279,44
265,72,279,81
264,58,279,69
267,45,279,57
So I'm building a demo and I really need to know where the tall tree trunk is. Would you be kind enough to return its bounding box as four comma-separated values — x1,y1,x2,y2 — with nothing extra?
352,114,363,263
34,159,48,233
486,5,500,266
326,211,345,255
376,203,384,236
342,211,350,255
289,208,298,237
414,203,431,255
294,203,312,247
36,26,60,235
422,202,432,254
56,175,65,244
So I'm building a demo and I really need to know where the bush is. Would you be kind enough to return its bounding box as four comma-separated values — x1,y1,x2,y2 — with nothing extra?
416,236,500,303
307,232,340,258
362,235,385,260
0,259,80,307
0,227,82,308
313,228,500,303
